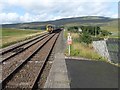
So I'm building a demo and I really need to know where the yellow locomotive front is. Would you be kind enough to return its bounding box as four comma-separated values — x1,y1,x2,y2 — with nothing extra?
46,24,54,33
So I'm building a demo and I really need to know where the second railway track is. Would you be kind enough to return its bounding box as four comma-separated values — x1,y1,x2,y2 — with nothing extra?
1,29,61,89
1,33,49,63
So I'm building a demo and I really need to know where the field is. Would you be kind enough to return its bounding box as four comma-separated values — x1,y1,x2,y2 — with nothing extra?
1,28,44,48
101,20,118,38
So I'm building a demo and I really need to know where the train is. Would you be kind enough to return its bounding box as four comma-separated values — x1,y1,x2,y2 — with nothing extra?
46,24,55,33
46,24,64,33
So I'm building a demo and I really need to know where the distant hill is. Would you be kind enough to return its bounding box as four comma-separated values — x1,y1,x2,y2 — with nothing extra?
2,16,117,30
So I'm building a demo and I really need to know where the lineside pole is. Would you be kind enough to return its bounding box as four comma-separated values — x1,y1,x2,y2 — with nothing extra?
68,44,70,56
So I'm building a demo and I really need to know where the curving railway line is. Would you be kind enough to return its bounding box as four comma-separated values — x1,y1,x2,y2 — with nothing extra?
0,29,61,89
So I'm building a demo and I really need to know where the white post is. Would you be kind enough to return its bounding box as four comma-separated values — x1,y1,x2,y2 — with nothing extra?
67,33,72,56
68,44,70,56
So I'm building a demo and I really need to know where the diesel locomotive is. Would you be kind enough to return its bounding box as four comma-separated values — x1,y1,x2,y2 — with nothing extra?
46,24,55,33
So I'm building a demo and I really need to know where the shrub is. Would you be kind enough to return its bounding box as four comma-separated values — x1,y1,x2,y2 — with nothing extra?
80,33,92,45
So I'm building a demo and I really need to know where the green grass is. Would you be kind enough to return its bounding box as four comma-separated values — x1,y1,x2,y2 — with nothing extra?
1,28,44,48
2,28,42,36
101,22,118,38
65,42,107,61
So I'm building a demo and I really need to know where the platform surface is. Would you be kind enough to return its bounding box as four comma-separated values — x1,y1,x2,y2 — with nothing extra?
65,58,118,88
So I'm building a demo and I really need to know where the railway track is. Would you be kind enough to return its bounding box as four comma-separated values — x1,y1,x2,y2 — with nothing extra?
0,32,49,63
0,34,49,63
1,30,61,89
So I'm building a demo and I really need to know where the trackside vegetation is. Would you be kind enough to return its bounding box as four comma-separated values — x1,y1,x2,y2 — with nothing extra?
64,25,109,61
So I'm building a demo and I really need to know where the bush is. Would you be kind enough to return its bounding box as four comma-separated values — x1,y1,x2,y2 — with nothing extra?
80,33,92,45
68,26,79,33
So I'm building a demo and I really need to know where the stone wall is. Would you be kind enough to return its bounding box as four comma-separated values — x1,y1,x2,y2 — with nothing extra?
92,40,111,62
92,39,119,63
106,39,119,63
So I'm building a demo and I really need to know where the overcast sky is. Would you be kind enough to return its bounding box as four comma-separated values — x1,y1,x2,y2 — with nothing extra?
0,0,119,24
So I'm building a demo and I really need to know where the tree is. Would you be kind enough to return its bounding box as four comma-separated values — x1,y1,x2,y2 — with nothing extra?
80,33,92,45
80,26,101,36
67,26,79,33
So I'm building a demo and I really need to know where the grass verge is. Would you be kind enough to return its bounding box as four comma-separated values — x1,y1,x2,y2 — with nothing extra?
64,29,107,61
1,28,45,48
